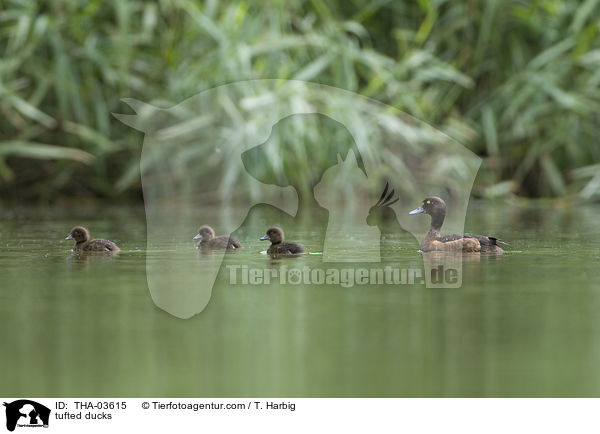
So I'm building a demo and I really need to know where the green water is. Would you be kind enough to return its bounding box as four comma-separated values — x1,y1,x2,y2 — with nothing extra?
1,201,599,397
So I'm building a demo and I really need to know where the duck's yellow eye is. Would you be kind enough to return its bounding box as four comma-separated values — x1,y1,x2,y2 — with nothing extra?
426,200,431,204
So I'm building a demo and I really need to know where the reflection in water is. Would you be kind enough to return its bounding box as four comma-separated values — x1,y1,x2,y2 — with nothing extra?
71,251,120,260
1,202,600,397
66,251,120,273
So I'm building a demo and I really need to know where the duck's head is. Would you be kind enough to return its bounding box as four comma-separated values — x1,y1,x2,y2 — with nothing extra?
193,225,215,241
409,196,446,217
260,226,284,244
66,226,89,242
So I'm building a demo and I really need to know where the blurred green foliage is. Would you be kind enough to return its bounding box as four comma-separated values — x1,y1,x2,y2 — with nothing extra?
0,0,599,202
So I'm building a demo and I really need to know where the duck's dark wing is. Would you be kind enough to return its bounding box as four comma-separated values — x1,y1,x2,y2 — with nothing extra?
207,236,243,250
228,237,243,249
267,242,306,255
439,233,506,248
282,242,306,254
486,236,509,246
285,242,306,254
438,233,466,243
464,233,507,248
83,239,120,252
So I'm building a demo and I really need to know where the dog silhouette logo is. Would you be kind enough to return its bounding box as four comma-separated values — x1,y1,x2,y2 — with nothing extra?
3,400,50,431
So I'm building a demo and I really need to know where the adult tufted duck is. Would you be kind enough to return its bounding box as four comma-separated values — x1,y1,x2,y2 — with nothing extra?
409,197,505,253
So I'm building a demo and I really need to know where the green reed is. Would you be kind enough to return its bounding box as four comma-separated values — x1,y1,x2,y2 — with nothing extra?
0,0,598,202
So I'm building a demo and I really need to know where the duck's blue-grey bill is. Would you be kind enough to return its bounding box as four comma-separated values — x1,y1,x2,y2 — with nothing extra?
409,207,424,215
65,234,73,240
193,234,201,240
259,235,269,241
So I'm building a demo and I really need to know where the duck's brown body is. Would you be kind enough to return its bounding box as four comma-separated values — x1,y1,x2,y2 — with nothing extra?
74,238,120,252
436,232,504,253
266,242,306,255
410,197,505,253
198,236,242,250
194,225,242,250
260,226,306,256
66,226,120,252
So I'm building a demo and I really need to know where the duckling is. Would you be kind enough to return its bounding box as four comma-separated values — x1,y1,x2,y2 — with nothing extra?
409,197,506,253
193,225,242,250
260,226,306,255
65,226,120,252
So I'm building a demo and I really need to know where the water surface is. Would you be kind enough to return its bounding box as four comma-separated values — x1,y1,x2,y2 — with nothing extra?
1,201,599,397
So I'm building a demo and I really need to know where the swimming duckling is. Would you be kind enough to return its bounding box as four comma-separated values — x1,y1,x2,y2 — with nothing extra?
409,197,505,253
65,226,120,252
260,226,306,255
193,225,242,250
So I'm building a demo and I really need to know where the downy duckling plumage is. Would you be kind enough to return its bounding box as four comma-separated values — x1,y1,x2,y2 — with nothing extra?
260,226,306,256
66,226,120,252
193,225,242,250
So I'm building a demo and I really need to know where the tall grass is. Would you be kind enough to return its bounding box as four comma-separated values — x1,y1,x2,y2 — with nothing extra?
0,0,598,202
